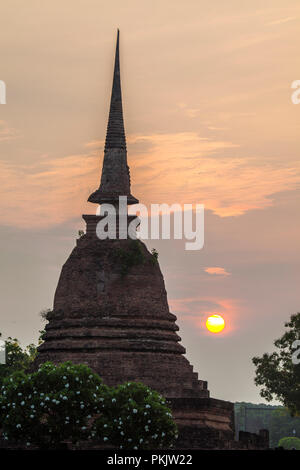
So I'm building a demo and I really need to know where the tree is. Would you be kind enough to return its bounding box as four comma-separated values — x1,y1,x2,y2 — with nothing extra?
0,362,106,448
93,382,178,449
252,313,300,416
0,333,36,386
278,436,300,450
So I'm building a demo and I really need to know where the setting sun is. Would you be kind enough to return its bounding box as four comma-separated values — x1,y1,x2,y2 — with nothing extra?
206,314,225,333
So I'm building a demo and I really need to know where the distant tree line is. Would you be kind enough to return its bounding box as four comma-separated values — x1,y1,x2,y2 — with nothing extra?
234,402,300,448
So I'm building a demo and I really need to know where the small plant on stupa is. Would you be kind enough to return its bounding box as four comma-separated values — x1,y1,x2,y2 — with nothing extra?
93,381,178,449
0,361,107,449
150,248,159,264
115,240,146,276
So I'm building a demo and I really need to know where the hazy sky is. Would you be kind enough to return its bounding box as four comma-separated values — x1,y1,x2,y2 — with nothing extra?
0,0,300,403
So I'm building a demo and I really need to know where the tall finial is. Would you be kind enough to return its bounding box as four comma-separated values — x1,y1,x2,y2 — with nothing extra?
88,30,138,206
104,29,126,151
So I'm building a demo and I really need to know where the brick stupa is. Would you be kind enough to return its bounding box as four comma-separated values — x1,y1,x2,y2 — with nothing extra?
36,32,268,449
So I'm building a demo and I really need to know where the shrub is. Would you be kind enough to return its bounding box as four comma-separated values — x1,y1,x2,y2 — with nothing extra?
93,381,178,449
0,362,106,448
0,361,177,450
278,436,300,450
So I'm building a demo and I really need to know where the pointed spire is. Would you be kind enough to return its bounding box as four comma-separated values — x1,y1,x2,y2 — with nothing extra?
88,30,139,206
104,29,126,151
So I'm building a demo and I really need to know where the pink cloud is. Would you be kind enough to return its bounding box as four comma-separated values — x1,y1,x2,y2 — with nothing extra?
204,267,231,276
1,132,300,228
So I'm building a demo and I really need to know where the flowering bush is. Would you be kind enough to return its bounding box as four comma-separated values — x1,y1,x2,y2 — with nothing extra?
0,362,177,449
94,382,178,449
0,362,106,448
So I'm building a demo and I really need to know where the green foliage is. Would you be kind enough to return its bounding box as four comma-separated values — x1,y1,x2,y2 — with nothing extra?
278,436,300,450
0,362,106,448
269,408,300,447
94,382,178,449
115,240,146,276
39,309,52,321
252,313,300,416
0,361,177,449
234,402,300,448
150,248,159,264
0,333,37,387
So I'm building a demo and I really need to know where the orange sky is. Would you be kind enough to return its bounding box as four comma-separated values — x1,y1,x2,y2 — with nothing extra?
0,0,300,403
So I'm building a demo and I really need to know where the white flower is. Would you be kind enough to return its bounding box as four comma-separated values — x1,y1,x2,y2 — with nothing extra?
103,437,108,442
128,438,132,442
134,446,138,450
20,401,25,406
16,424,21,429
145,404,151,409
162,432,165,437
112,398,116,403
139,438,143,443
132,409,138,414
30,415,34,418
65,384,69,388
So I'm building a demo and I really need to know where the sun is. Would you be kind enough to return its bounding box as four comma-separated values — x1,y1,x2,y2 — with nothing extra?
206,314,225,333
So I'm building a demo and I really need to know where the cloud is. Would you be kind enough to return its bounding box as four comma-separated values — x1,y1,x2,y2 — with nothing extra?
204,267,231,276
267,17,297,26
0,152,99,228
1,131,300,228
0,121,19,142
128,133,300,217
